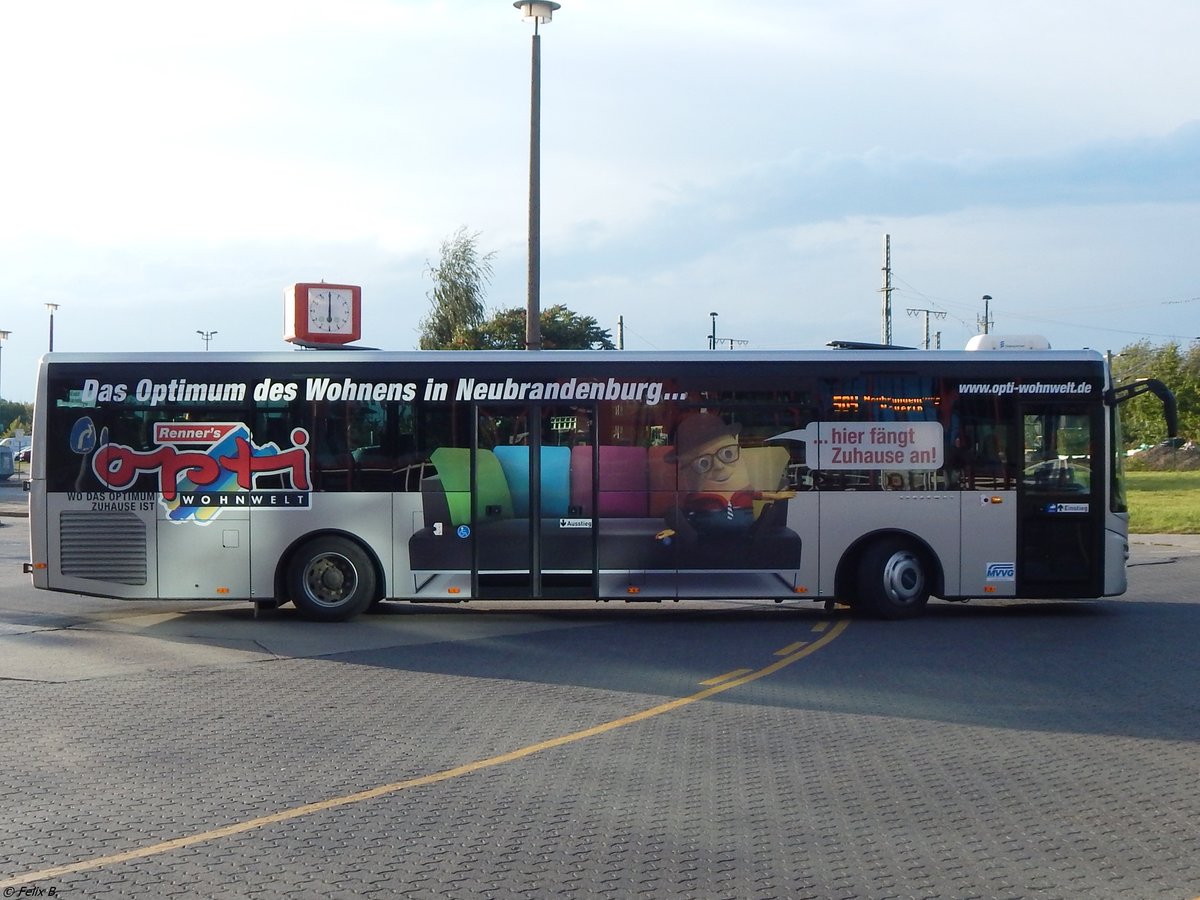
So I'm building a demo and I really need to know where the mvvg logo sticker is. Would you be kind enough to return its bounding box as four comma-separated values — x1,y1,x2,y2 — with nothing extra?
986,562,1015,581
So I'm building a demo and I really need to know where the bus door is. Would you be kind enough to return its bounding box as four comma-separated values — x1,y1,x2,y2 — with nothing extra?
1017,403,1104,597
472,404,598,599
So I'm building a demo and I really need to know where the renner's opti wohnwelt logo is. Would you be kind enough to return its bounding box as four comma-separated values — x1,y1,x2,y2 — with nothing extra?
88,421,312,523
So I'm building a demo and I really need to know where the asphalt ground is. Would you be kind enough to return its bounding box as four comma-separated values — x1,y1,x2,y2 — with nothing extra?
2,478,1199,898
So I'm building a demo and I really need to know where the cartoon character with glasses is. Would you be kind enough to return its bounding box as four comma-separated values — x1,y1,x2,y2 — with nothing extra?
657,413,795,544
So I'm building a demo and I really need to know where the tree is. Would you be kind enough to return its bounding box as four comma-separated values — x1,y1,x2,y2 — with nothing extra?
1110,339,1199,447
418,227,496,349
1,401,33,437
417,226,614,351
469,304,615,350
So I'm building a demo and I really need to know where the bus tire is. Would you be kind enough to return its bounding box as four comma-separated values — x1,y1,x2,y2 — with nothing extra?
287,536,377,622
856,536,930,619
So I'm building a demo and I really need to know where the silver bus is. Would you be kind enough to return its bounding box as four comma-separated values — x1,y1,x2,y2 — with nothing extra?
25,342,1174,620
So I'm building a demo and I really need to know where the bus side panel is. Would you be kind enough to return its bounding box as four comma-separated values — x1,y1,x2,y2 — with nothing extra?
958,491,1018,597
156,506,250,599
817,492,961,598
45,492,160,599
784,492,821,598
393,490,435,600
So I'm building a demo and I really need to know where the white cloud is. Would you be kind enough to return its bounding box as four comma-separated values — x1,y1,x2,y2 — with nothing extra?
1,0,1198,405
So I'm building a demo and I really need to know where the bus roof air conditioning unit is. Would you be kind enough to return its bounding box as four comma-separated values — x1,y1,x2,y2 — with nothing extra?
965,334,1051,351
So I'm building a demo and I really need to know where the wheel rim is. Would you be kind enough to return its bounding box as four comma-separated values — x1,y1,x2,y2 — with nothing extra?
881,550,925,606
301,552,359,608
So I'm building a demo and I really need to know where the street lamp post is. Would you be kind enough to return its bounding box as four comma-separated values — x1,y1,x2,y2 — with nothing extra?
513,0,560,598
197,330,218,351
514,1,560,353
0,330,10,400
45,303,59,351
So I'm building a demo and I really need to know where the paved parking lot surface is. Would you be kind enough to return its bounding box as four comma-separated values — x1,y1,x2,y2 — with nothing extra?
1,493,1199,897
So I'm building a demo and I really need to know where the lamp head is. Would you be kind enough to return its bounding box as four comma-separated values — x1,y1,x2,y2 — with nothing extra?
514,1,560,24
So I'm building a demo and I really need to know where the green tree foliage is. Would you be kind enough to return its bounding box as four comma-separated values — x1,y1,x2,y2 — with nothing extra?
417,227,614,351
468,304,616,350
418,227,496,349
1111,340,1200,447
1,402,34,436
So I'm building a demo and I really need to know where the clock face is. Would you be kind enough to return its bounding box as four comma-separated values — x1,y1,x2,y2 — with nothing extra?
307,288,353,334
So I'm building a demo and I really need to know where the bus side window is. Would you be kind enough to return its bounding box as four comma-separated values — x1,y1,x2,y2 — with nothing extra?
252,410,299,490
952,396,1015,491
311,412,355,491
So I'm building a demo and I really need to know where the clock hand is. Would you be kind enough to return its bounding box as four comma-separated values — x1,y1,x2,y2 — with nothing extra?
326,293,332,322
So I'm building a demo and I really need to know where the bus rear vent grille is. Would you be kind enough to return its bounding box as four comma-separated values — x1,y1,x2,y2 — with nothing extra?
59,511,148,585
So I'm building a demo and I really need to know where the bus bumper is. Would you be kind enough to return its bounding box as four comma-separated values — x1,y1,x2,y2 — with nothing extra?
1103,526,1129,596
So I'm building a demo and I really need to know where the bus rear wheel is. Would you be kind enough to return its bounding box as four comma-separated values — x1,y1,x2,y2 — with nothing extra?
287,536,377,622
856,537,930,619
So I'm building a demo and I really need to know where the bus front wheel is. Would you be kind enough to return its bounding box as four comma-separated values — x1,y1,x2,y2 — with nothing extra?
287,536,377,622
856,537,930,619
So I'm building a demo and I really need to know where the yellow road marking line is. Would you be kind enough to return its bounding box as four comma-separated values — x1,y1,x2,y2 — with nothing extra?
699,668,753,685
812,621,830,633
0,617,851,888
774,641,808,656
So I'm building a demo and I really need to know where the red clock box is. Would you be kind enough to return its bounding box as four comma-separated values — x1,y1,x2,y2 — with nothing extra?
284,283,362,345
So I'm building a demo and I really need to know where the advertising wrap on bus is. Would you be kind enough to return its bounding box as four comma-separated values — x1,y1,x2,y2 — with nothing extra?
25,349,1175,621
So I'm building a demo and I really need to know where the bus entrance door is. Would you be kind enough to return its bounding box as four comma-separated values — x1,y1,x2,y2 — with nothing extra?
1016,404,1104,597
472,404,599,599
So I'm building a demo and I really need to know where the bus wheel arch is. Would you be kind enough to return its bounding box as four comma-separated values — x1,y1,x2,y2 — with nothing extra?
280,531,384,622
838,531,941,619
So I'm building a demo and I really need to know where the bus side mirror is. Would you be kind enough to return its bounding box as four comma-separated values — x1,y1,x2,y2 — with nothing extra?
1106,378,1177,439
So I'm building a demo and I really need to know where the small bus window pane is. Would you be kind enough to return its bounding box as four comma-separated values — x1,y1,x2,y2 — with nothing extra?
1024,413,1092,494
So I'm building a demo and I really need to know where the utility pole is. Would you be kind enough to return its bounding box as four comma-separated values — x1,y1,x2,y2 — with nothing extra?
879,234,893,345
616,315,624,350
906,307,946,350
709,310,748,348
978,295,993,334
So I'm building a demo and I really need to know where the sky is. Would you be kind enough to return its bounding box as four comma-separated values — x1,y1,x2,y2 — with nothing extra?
1,0,1198,404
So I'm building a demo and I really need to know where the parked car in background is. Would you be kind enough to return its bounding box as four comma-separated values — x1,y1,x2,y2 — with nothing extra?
14,446,31,464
